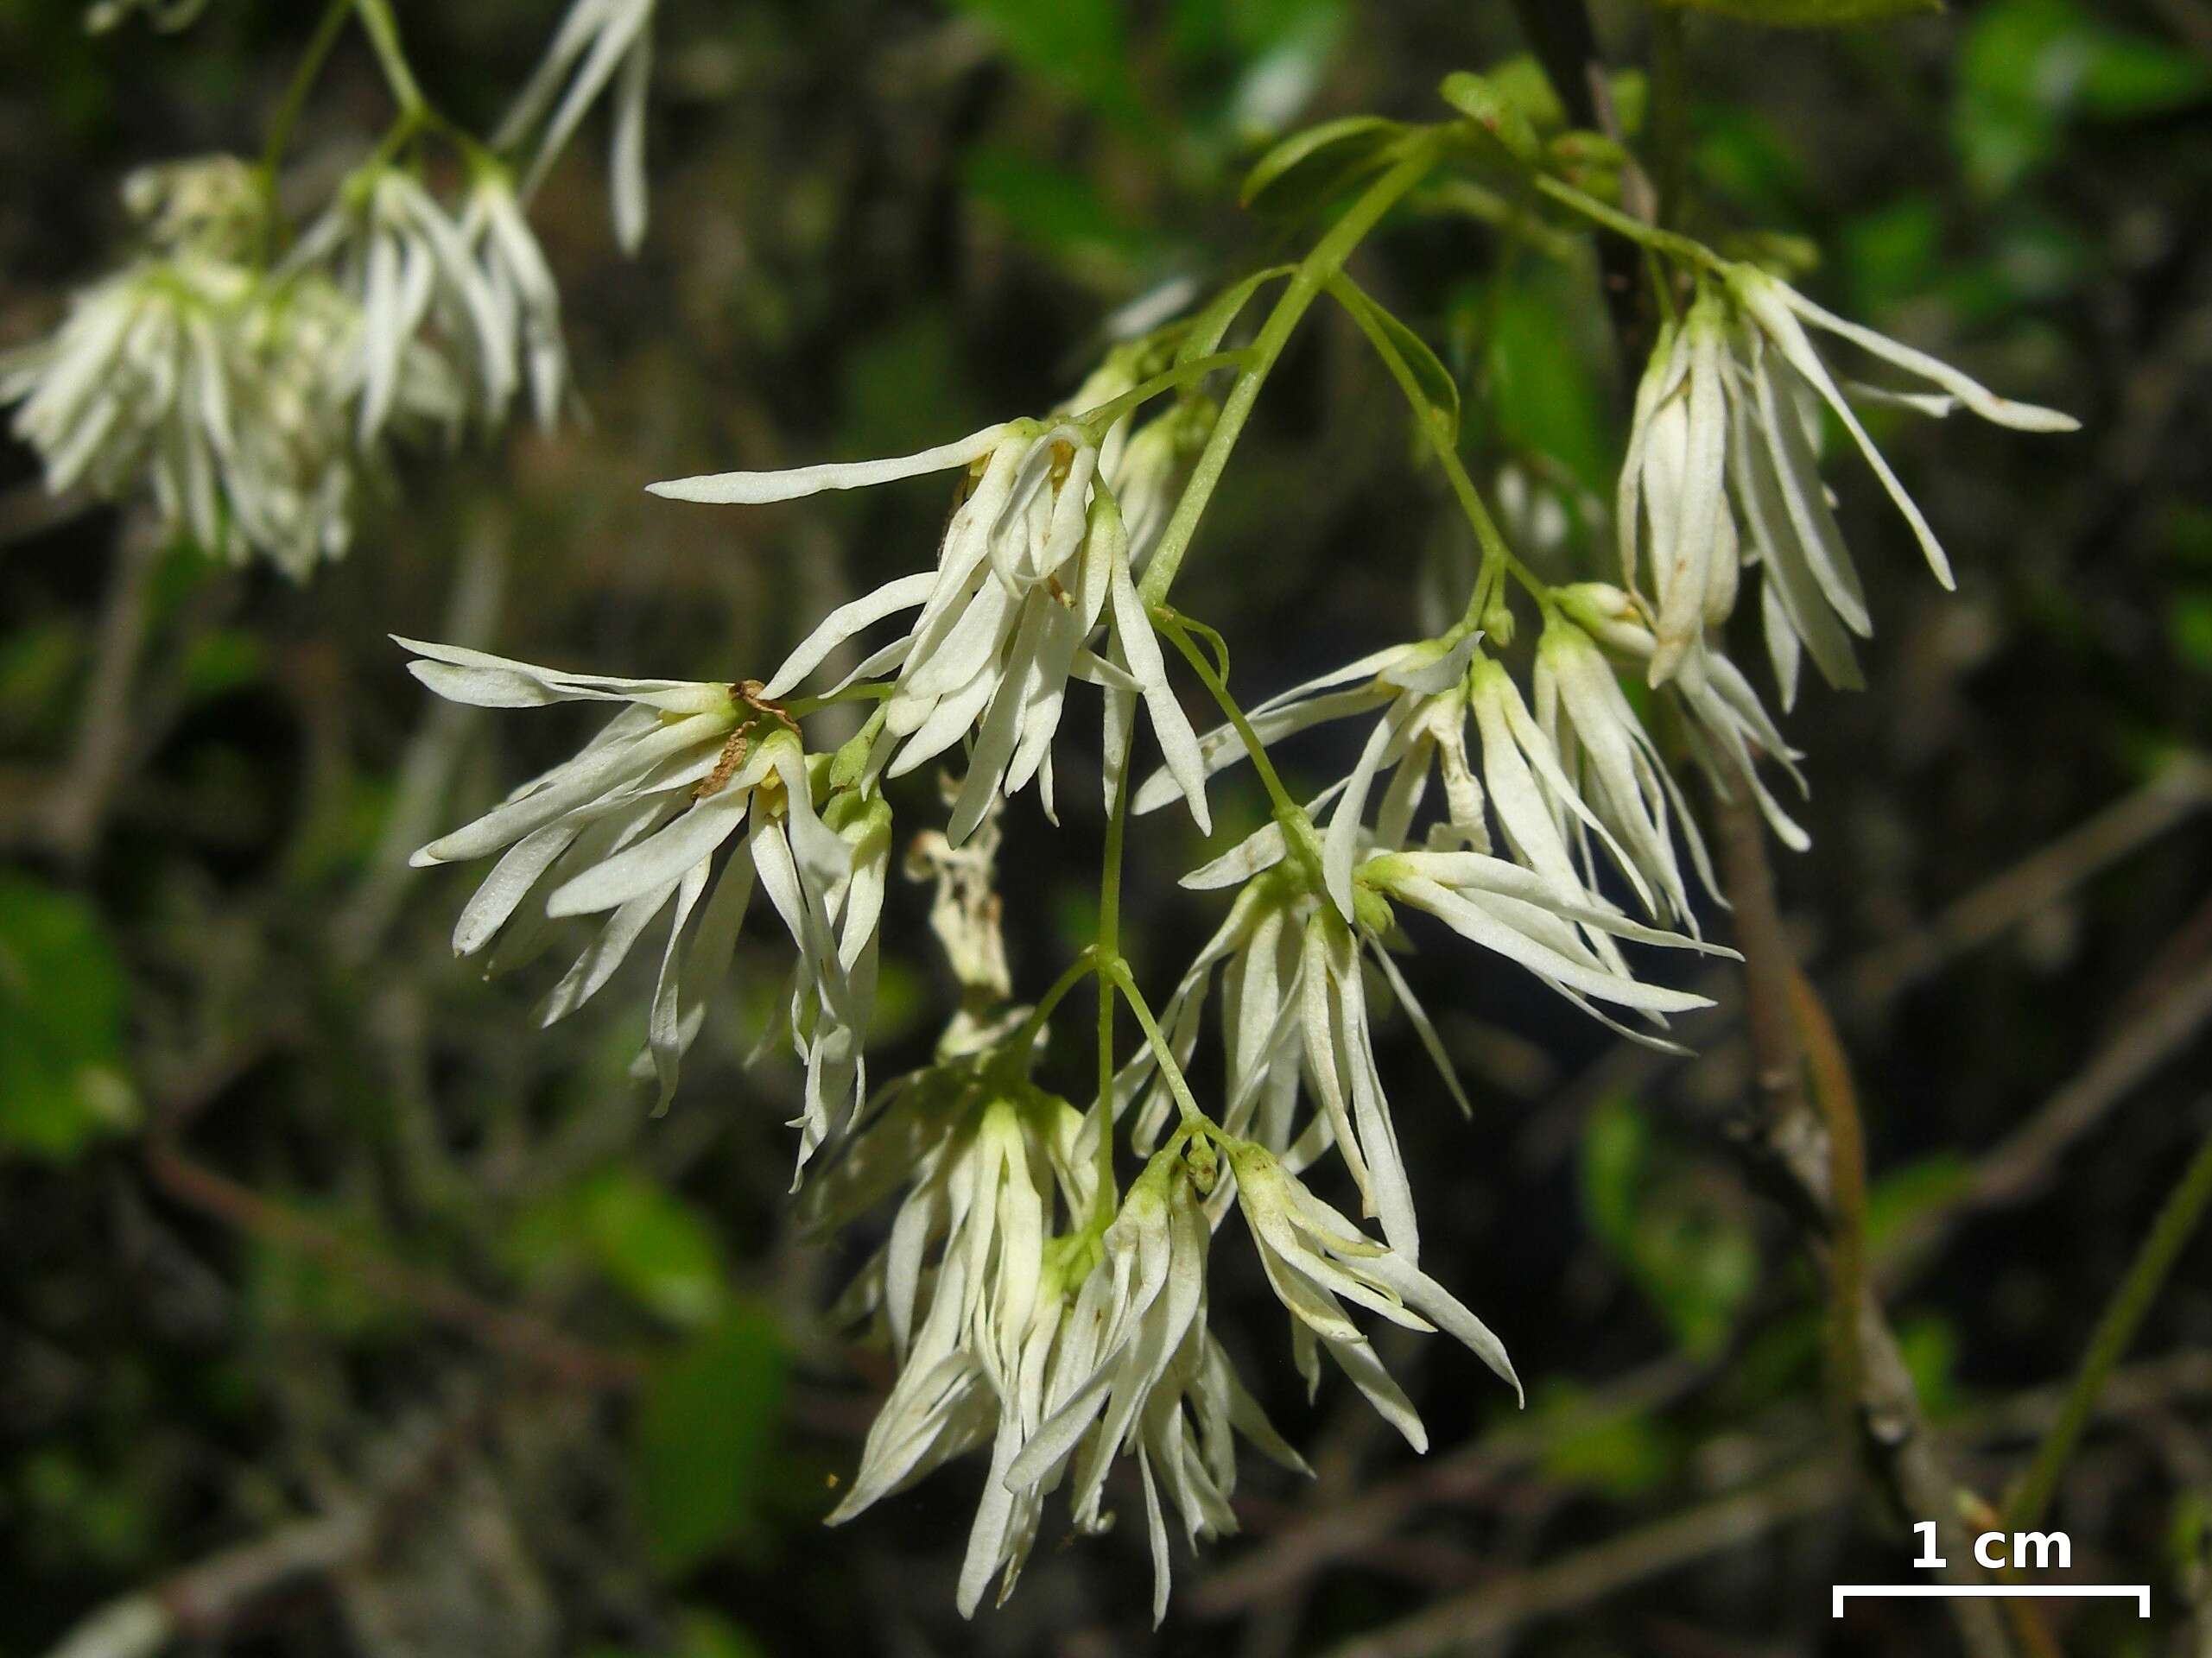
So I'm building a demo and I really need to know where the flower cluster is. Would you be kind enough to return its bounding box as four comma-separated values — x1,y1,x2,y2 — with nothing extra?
8,1,659,573
1613,263,2076,830
391,121,2076,1620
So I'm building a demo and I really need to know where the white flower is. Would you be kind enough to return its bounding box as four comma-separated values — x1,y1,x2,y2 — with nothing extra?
648,411,1214,844
498,0,656,254
2,254,248,533
824,1090,1097,1607
293,168,514,442
1121,866,1480,1269
0,250,418,575
1120,870,1315,1163
1226,1138,1519,1451
1365,846,1726,1045
228,272,453,574
120,155,262,255
1533,616,1715,927
1133,632,1475,833
1295,905,1437,1261
996,1147,1307,1624
401,642,876,1124
773,788,891,1174
1556,582,1814,851
1618,265,2078,700
1618,289,1740,687
460,168,569,430
1143,628,1724,1062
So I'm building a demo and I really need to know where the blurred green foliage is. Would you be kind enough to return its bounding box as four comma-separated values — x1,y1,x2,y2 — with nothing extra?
1581,1095,1758,1358
0,875,136,1161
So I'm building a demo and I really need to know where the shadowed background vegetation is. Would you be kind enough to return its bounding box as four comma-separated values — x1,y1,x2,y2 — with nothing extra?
3,1,2210,1654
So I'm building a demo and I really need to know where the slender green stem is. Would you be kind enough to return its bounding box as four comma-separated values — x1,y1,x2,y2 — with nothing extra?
1074,352,1252,439
1138,130,1446,610
260,0,356,193
1007,952,1099,1062
1091,747,1131,1217
1156,611,1299,823
1536,174,1722,275
786,681,894,718
2001,1119,2212,1532
352,0,424,113
1110,964,1210,1129
1321,274,1550,611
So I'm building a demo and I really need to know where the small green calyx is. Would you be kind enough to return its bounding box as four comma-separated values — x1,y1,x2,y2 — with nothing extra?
1181,1130,1220,1198
1351,883,1396,940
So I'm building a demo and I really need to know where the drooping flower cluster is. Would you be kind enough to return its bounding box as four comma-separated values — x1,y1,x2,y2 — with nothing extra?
388,111,2078,1617
649,354,1219,844
9,1,657,572
401,641,886,1162
1619,267,2077,701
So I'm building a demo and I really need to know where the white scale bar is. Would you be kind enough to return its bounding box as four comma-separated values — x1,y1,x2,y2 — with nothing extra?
1833,1585,2149,1617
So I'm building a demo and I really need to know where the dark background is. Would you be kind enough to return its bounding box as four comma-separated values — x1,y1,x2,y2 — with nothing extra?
2,1,2209,1654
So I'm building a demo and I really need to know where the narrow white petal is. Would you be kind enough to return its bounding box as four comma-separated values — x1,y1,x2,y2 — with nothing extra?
761,573,935,698
648,424,1009,504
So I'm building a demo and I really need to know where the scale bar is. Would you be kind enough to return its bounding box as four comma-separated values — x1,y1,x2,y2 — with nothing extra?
1833,1585,2148,1617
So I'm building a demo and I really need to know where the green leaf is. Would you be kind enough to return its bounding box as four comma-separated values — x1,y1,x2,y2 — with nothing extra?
580,1168,726,1329
1660,0,1941,25
181,629,267,700
1176,265,1293,364
1240,115,1405,217
1895,1313,1962,1421
1531,1388,1683,1498
1841,195,1943,316
1472,267,1614,494
1438,72,1541,165
1580,1095,1758,1357
1474,55,1645,137
1326,273,1461,447
0,875,136,1161
633,1305,788,1575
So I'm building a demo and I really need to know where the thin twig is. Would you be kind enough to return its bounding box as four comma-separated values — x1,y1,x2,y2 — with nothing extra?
1196,1355,1706,1616
1708,773,2015,1658
38,1394,502,1658
144,1136,640,1391
1505,0,1650,370
1882,948,2212,1278
2001,1106,2212,1531
40,513,162,864
1320,1459,1843,1658
1286,1347,2212,1658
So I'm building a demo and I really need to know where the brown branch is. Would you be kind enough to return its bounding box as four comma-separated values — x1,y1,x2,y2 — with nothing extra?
1836,756,2210,1017
1708,776,2016,1658
42,1511,371,1658
39,514,162,865
1522,760,2210,1174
